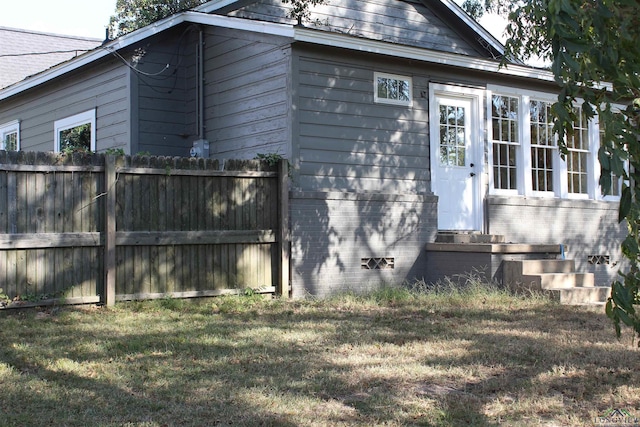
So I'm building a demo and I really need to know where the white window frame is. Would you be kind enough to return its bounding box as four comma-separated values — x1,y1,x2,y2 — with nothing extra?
487,85,602,201
54,109,96,153
373,72,413,106
527,95,560,198
487,90,523,196
0,120,20,151
596,108,625,202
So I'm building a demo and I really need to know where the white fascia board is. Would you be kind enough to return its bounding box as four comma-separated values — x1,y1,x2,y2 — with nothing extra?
438,0,505,56
0,12,293,102
182,11,294,38
194,0,240,13
293,28,555,82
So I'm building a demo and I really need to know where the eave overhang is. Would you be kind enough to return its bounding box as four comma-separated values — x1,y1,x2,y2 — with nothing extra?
0,10,554,103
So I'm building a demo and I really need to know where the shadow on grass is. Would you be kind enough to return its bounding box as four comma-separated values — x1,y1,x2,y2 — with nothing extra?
0,297,637,426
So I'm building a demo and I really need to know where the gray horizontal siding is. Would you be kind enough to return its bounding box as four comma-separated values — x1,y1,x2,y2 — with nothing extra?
0,59,129,153
294,53,429,193
226,0,480,56
203,27,291,160
134,28,195,157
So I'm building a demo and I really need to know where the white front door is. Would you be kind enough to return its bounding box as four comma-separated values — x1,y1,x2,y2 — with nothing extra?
429,85,484,231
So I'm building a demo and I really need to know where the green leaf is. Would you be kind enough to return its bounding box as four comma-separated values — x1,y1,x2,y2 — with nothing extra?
615,307,634,327
605,297,614,317
619,186,631,223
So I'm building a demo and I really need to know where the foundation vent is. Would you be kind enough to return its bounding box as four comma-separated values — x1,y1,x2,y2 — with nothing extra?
588,255,610,265
361,257,395,270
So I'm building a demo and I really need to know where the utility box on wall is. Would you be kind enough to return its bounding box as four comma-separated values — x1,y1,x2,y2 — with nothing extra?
190,139,209,158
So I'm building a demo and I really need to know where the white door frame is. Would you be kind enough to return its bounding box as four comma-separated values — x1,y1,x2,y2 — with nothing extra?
429,83,486,231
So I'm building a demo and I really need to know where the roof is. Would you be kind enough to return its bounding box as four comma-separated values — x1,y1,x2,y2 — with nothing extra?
0,1,554,102
0,27,101,89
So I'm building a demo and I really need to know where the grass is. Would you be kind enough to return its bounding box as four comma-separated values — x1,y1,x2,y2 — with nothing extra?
0,281,638,426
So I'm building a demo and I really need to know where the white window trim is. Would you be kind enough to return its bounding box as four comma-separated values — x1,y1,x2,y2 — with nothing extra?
373,72,413,106
0,119,20,151
487,85,604,201
596,108,625,202
54,109,96,152
486,89,523,196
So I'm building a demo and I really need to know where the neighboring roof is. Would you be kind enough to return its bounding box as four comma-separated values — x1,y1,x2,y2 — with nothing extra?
0,27,101,89
0,1,554,102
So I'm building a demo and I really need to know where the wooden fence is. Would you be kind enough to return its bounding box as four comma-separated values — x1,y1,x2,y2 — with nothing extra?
0,151,289,308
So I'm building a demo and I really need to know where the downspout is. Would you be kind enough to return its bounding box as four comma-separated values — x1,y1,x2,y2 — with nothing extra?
197,28,205,141
190,27,209,158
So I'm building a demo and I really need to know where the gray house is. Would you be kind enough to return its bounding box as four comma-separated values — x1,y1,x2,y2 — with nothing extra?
0,0,626,300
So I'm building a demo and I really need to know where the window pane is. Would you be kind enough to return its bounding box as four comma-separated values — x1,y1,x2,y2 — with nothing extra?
59,123,92,153
375,74,411,104
398,80,410,101
3,132,17,151
439,102,466,167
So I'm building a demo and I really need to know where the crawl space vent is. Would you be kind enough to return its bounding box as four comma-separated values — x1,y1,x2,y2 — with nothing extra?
361,257,395,270
588,255,610,265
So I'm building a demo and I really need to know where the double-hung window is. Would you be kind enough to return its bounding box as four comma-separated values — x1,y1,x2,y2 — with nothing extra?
491,94,519,191
599,117,625,199
566,107,590,197
488,86,605,200
529,100,555,194
0,120,20,151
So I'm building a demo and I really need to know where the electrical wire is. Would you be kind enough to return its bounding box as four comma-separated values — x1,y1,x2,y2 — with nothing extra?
101,46,170,77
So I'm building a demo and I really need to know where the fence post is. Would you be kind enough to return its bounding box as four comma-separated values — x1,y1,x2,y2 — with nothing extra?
278,159,290,297
104,155,117,306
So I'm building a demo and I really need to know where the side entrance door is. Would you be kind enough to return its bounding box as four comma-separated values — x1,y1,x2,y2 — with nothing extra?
429,85,484,231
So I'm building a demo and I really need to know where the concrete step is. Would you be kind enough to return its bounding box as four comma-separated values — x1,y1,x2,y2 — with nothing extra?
546,286,610,305
520,259,575,275
522,273,595,290
435,232,505,244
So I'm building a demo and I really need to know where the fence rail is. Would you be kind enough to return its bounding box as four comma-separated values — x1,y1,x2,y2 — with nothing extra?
0,151,289,307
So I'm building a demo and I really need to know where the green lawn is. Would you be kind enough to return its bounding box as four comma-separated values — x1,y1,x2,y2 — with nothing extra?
0,284,638,426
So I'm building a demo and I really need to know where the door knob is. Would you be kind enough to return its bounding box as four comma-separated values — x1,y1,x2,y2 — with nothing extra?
470,163,475,167
470,172,476,177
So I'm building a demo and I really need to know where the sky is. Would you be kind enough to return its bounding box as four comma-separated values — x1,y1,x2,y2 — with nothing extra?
0,0,508,42
0,0,117,39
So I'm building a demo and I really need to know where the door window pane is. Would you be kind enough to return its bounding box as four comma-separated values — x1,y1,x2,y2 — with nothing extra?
439,104,466,167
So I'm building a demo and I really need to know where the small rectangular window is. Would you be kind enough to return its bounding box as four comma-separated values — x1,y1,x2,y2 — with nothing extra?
54,109,96,153
374,72,412,106
0,120,20,151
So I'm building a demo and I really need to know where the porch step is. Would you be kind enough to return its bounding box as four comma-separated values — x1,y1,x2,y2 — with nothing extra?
521,273,595,289
435,232,505,244
547,286,611,305
503,259,605,305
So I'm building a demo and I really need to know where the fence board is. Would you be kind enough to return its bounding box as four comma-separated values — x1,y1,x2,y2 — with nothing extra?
0,152,286,307
0,172,7,233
